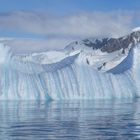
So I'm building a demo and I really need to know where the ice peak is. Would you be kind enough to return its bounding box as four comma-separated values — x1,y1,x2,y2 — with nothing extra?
132,27,140,32
0,43,12,64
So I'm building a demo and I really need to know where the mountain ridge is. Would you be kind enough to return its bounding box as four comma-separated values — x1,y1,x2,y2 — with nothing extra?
65,28,140,53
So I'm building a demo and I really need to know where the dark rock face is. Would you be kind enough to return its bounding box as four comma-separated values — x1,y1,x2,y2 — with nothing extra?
83,38,108,50
82,31,140,53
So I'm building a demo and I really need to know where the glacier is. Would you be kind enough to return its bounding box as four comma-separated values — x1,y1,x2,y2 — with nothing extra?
1,29,140,100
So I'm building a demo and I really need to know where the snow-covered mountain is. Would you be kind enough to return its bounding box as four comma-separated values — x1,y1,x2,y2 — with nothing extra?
0,28,140,100
64,27,140,71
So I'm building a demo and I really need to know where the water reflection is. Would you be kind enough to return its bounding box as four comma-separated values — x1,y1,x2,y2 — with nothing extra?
0,99,139,139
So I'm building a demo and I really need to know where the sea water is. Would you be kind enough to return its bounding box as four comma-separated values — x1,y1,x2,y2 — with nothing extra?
0,99,140,140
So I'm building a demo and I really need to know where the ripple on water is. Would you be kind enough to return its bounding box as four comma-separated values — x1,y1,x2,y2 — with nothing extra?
0,99,139,140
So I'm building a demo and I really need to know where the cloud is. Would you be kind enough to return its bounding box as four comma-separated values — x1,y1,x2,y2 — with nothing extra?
0,10,139,52
0,37,73,53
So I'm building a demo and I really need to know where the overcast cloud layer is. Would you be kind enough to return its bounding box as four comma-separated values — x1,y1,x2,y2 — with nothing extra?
0,11,139,52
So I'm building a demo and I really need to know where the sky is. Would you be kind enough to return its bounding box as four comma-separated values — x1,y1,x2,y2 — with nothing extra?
0,0,140,52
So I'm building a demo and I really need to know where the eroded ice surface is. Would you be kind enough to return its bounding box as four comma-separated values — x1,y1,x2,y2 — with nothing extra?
0,29,140,100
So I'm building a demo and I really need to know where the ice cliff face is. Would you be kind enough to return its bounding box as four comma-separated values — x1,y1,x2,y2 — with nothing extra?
0,29,140,100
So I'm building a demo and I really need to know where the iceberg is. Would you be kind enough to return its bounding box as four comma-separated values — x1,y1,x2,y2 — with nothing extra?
0,29,140,100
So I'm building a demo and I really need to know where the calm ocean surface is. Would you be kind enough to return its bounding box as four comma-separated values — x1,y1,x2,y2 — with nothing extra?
0,99,140,140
